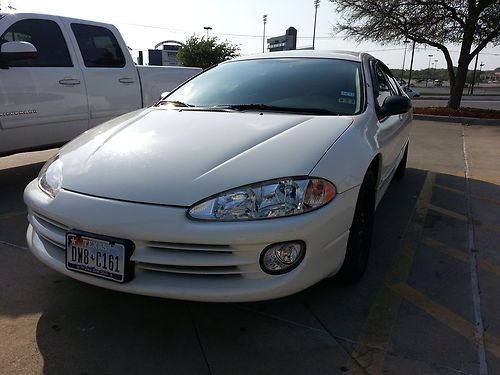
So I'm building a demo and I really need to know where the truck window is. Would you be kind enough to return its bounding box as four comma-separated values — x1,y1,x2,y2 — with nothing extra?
0,19,72,67
71,23,125,68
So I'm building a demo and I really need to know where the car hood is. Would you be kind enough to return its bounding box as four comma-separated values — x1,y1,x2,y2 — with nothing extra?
59,108,353,206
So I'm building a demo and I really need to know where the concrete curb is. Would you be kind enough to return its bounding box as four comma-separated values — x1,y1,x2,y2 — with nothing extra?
414,114,500,126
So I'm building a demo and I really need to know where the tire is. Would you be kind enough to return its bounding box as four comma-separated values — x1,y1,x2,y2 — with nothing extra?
393,144,408,181
337,169,376,283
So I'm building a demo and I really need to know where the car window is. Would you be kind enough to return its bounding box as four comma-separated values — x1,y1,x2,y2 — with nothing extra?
373,63,396,108
71,23,125,68
166,58,364,116
383,67,402,96
0,19,72,67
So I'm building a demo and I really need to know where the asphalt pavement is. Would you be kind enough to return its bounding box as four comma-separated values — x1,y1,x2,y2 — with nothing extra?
1,120,499,375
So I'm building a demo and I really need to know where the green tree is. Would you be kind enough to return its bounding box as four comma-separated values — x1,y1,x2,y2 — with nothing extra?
329,0,500,109
176,35,240,70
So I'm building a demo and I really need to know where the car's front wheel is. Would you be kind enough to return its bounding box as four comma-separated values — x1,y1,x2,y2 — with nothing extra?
337,169,376,283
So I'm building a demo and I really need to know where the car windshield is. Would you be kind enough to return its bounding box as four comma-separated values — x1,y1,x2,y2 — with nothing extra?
162,58,364,115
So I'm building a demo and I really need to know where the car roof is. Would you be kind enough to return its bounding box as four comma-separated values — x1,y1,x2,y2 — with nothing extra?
230,50,367,63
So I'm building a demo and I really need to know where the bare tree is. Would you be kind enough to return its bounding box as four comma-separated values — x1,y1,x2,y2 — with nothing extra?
329,0,500,108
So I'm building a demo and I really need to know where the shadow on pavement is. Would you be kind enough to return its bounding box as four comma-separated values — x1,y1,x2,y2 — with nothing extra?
1,167,499,374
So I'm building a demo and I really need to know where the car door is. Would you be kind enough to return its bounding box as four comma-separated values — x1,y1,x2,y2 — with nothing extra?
66,22,141,128
371,60,407,187
0,16,89,153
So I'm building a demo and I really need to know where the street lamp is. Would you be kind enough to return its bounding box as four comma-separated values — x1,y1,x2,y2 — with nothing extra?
262,14,268,53
312,0,320,50
203,26,212,38
426,54,433,87
400,39,410,82
433,59,438,82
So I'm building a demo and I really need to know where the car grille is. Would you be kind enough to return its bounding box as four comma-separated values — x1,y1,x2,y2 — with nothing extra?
29,211,261,278
133,242,258,277
29,211,68,249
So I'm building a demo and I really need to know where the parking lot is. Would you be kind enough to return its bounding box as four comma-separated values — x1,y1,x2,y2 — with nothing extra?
1,119,499,374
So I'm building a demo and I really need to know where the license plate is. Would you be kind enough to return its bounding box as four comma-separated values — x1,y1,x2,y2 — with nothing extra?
66,232,134,283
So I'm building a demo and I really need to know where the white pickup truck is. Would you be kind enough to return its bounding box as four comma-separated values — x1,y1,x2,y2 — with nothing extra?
0,13,201,155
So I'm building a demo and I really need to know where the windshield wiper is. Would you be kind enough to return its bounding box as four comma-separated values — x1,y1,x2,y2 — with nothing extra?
157,100,194,108
213,104,338,115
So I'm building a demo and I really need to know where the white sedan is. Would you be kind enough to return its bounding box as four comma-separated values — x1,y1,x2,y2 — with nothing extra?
24,51,412,302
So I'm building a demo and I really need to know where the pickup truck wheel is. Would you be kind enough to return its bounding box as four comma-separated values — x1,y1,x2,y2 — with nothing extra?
337,170,376,283
393,144,408,180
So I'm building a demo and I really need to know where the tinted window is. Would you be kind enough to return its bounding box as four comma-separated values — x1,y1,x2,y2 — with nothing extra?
165,58,364,115
71,24,125,68
0,19,72,67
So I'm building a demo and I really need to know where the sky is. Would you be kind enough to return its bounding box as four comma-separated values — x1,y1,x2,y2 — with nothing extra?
3,0,500,71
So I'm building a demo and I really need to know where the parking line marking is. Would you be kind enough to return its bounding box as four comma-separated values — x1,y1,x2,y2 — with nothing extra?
427,204,500,233
434,184,465,196
434,184,500,206
463,125,488,375
427,204,467,221
344,172,436,374
422,237,500,279
0,210,26,221
475,221,500,234
388,283,500,360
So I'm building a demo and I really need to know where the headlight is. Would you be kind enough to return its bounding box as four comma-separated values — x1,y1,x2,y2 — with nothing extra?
38,156,63,198
188,177,336,221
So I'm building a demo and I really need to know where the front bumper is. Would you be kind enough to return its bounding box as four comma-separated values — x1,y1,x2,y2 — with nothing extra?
24,180,358,302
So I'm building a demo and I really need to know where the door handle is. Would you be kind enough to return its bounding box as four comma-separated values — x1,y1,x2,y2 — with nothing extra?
119,77,135,84
59,78,81,86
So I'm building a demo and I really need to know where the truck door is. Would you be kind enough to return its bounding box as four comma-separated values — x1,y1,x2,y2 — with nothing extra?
0,16,88,153
68,22,141,127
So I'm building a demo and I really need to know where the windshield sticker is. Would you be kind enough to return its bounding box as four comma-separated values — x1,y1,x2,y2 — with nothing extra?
340,91,355,97
339,98,356,105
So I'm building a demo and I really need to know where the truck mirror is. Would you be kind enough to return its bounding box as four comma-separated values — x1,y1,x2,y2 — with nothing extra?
0,41,38,65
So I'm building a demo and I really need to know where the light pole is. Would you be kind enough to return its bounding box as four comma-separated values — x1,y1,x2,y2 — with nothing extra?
478,62,485,90
426,54,433,87
400,39,410,82
470,54,479,95
203,26,212,39
312,0,320,50
262,14,268,53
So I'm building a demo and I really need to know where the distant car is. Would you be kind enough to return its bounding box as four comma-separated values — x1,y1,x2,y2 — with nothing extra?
434,80,443,86
25,51,413,302
403,86,420,98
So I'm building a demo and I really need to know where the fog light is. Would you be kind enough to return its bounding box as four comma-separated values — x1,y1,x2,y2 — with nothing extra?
260,241,305,275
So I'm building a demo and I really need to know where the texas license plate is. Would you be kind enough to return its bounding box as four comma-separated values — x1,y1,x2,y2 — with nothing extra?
66,232,133,283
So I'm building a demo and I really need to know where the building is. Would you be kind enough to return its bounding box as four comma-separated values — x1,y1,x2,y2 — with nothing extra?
267,27,297,52
148,40,183,66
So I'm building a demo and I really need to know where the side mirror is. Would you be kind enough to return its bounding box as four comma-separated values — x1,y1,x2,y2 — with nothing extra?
159,91,170,100
0,41,37,64
379,95,412,118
